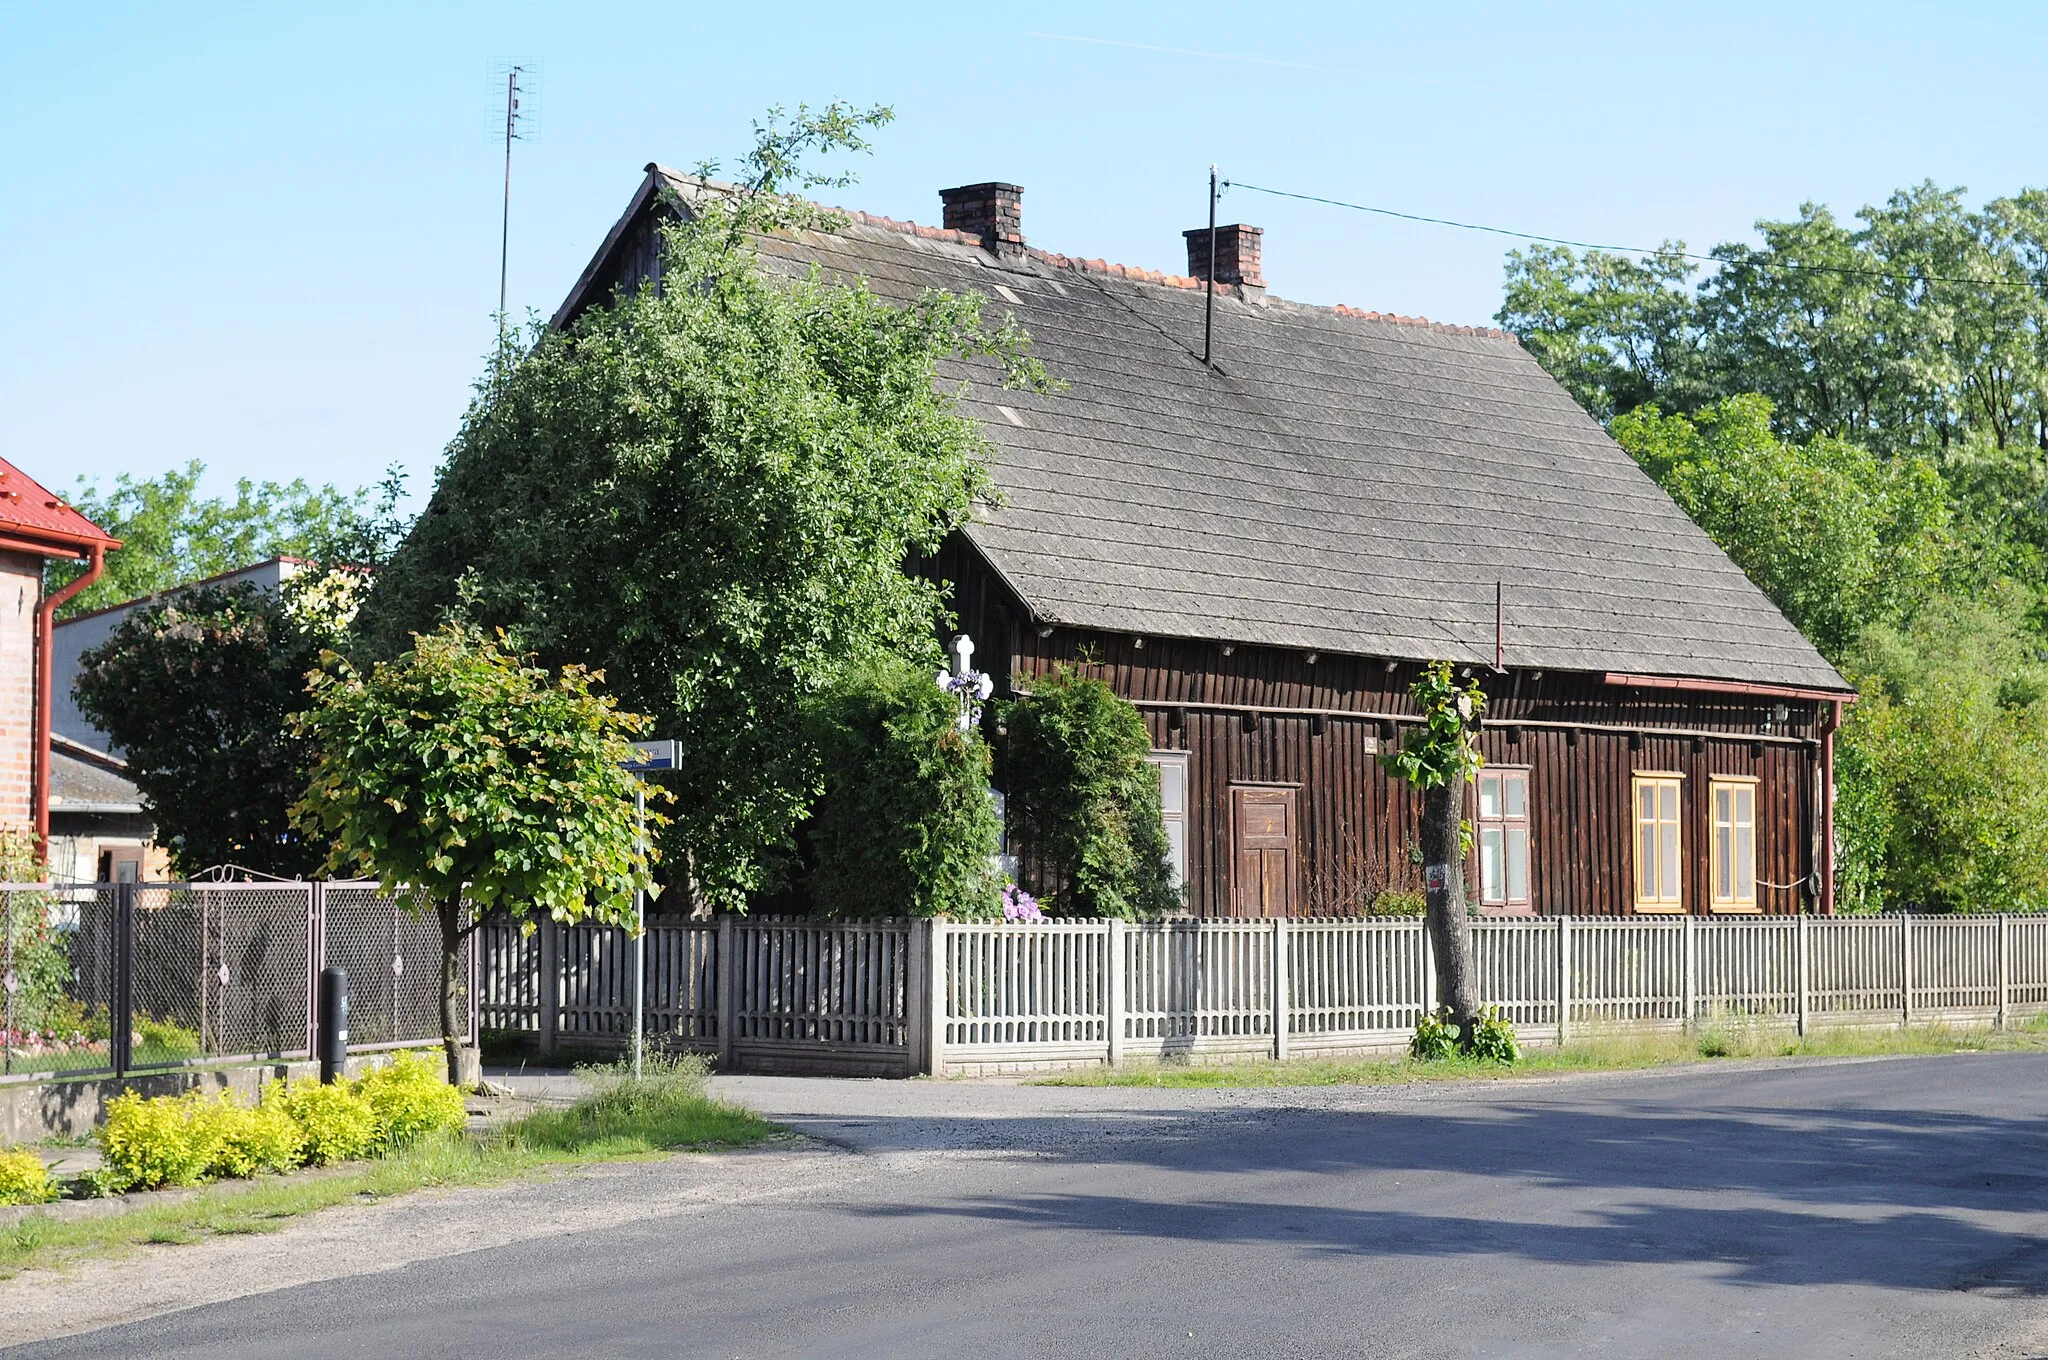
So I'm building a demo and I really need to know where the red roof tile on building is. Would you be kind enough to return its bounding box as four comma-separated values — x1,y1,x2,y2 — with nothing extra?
0,457,120,558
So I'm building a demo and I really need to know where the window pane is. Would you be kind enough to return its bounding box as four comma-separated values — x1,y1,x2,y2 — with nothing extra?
1716,824,1732,900
1506,827,1529,902
1165,819,1186,889
1504,773,1526,818
1638,821,1657,899
1737,786,1754,826
1480,827,1505,901
1659,783,1679,823
1735,825,1754,902
1479,773,1501,819
1659,822,1679,901
1715,785,1731,824
1156,760,1185,815
1639,784,1656,823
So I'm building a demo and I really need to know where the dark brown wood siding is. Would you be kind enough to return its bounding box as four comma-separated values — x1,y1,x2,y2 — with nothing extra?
936,538,1827,918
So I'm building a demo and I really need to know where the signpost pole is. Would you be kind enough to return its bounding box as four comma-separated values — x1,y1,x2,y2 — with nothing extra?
633,783,646,1081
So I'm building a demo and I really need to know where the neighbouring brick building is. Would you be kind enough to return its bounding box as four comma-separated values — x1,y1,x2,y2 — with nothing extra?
0,457,119,860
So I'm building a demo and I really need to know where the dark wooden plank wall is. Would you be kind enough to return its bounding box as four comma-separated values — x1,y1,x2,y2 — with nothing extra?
933,540,1825,918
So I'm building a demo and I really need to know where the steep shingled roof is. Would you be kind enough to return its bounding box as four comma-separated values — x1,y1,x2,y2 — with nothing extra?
557,169,1848,693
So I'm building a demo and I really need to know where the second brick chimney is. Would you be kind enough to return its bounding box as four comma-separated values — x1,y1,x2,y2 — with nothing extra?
1183,223,1266,294
940,182,1026,257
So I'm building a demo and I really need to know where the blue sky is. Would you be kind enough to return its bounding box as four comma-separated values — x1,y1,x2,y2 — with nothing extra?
6,2,2046,510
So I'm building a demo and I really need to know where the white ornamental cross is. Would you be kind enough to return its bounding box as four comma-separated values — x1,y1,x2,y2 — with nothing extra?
392,953,404,979
217,962,230,989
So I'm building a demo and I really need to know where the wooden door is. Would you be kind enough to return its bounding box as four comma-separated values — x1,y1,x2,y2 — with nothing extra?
1231,786,1298,917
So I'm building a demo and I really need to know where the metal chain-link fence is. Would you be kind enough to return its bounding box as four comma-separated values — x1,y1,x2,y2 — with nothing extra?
1,881,470,1084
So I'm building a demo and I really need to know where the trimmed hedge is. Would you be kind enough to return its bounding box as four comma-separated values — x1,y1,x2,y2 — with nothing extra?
998,666,1176,919
805,656,1003,919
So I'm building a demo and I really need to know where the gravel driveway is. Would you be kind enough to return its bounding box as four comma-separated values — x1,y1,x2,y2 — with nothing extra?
4,1054,2048,1358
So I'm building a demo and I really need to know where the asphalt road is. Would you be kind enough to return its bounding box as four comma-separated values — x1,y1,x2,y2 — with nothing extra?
10,1054,2048,1359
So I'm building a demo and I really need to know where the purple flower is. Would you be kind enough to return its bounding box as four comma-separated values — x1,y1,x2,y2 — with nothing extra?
1001,884,1044,922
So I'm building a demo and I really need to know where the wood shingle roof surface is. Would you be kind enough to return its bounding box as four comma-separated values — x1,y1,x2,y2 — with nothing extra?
603,171,1849,692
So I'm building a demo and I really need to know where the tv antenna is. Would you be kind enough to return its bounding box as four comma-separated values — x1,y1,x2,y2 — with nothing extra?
487,59,542,342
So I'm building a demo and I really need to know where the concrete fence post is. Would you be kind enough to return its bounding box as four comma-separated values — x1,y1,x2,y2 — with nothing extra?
905,919,932,1076
538,915,560,1057
1795,913,1810,1037
927,918,949,1078
1681,915,1696,1030
1556,916,1571,1048
1272,917,1291,1062
1998,913,2011,1030
716,914,736,1071
1420,920,1437,1021
1106,918,1125,1068
1901,913,1915,1029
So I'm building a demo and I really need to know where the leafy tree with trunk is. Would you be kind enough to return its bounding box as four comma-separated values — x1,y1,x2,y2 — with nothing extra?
804,656,1003,920
1382,662,1486,1038
1611,395,1954,658
72,580,354,877
356,103,1048,912
291,624,659,1087
51,461,409,618
996,667,1176,919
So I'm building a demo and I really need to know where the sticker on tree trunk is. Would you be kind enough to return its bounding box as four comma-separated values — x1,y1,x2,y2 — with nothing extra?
1425,864,1450,890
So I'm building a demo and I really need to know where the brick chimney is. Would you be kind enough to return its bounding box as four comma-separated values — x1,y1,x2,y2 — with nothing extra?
1183,223,1265,294
940,182,1025,257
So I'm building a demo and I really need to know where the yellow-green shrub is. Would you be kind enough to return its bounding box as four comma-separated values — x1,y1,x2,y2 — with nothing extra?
355,1050,467,1149
272,1079,377,1166
0,1148,57,1205
98,1090,219,1191
200,1090,305,1177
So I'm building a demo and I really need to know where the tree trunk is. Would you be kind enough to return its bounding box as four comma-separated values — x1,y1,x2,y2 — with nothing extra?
1421,780,1480,1035
436,893,481,1089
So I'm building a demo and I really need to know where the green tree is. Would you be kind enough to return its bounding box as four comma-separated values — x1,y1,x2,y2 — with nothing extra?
52,461,409,618
1835,595,2048,913
292,624,658,1085
804,656,1002,919
1496,242,1701,422
357,104,1048,912
1381,661,1486,1035
1611,395,1954,657
996,667,1175,919
72,582,339,877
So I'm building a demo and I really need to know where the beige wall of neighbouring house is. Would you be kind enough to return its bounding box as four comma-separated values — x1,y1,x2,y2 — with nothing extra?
0,550,39,833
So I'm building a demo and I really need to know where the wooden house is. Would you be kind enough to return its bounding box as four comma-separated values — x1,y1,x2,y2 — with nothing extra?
554,171,1854,918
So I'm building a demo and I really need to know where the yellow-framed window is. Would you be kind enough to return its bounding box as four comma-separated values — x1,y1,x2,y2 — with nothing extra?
1710,777,1759,912
1632,773,1684,912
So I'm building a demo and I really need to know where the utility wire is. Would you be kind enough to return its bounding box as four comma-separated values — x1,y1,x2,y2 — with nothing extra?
1222,178,2028,291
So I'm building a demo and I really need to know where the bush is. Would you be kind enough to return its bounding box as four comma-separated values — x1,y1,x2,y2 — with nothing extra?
273,1079,378,1166
1467,1007,1521,1065
805,656,1004,919
1410,1008,1460,1062
0,1148,57,1206
1369,890,1426,917
356,1050,468,1149
98,1090,219,1192
200,1090,305,1178
997,666,1177,919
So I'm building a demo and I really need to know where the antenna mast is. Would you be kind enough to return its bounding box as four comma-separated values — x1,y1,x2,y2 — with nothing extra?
1202,165,1218,368
488,60,541,346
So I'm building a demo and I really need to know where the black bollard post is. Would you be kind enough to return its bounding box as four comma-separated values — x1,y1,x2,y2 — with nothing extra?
318,965,349,1084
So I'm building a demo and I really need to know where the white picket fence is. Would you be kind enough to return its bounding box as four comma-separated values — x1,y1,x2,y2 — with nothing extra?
479,913,2048,1077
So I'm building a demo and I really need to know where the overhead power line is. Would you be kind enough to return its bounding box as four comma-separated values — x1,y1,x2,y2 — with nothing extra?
1221,178,2028,291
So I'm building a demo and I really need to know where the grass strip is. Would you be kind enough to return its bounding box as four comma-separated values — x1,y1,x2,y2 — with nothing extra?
1035,1015,2048,1088
0,1056,776,1278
